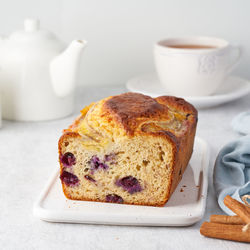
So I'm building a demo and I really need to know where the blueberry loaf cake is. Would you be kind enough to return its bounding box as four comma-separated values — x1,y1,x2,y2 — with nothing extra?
58,92,197,206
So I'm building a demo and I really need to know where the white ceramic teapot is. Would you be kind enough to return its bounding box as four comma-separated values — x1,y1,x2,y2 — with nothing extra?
0,18,87,121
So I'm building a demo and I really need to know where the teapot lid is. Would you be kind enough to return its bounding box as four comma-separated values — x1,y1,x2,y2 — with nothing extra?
9,18,63,47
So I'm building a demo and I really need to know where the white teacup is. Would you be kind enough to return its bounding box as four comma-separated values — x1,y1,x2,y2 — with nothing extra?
154,37,241,96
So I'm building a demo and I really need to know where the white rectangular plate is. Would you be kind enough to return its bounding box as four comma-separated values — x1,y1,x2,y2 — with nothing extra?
33,137,209,226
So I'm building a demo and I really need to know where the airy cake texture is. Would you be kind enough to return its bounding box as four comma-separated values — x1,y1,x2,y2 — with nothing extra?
58,92,197,206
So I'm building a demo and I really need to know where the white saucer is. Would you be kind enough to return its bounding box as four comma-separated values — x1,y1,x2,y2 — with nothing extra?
126,74,250,109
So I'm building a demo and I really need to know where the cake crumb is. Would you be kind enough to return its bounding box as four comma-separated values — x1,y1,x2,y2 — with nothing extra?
180,188,184,192
182,185,186,187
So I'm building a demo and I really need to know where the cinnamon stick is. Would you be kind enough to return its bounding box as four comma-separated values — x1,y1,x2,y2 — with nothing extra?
210,215,244,225
224,195,250,224
242,194,250,207
200,222,250,243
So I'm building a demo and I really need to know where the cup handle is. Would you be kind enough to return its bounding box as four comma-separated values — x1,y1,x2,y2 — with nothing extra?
226,45,242,74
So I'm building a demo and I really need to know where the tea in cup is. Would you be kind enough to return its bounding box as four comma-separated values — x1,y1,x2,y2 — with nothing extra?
154,37,241,96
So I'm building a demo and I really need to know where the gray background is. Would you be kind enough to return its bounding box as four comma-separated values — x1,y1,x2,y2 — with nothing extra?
0,0,248,86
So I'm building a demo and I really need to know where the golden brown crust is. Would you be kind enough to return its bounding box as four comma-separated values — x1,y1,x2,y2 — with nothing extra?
155,95,198,130
102,93,197,137
103,92,170,136
156,95,197,115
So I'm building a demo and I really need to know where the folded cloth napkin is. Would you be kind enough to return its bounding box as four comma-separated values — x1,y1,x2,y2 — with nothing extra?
214,135,250,215
231,111,250,135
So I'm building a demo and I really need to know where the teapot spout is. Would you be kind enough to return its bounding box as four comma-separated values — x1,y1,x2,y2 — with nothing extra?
50,39,87,97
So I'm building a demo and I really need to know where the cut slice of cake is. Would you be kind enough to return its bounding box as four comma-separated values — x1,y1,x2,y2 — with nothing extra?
58,92,197,206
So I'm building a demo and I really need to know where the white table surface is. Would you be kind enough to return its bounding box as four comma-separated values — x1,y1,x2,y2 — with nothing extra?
0,85,249,250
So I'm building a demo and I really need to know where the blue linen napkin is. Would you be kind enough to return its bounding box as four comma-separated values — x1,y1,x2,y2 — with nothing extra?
213,135,250,215
231,111,250,135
